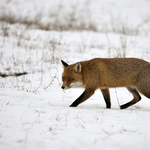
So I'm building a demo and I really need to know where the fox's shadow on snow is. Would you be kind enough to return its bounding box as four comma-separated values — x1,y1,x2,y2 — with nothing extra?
52,99,150,111
58,102,150,111
77,103,150,111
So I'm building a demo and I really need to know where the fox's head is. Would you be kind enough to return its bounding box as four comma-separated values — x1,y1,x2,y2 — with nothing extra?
61,60,84,90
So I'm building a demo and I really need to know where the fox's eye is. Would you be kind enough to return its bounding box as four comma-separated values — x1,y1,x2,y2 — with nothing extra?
69,78,74,81
62,77,65,81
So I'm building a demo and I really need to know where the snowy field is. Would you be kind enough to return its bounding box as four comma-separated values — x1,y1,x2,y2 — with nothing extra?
0,0,150,150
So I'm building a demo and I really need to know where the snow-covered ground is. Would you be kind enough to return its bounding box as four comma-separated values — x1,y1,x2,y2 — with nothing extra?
0,0,150,150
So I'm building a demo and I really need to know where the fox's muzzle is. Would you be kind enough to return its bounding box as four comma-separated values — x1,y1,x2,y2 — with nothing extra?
61,85,70,90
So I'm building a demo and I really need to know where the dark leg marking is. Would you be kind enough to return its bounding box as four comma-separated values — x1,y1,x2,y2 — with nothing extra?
70,89,94,107
101,88,111,109
120,87,141,109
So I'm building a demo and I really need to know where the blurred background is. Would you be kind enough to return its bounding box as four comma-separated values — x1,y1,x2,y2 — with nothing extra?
0,0,150,90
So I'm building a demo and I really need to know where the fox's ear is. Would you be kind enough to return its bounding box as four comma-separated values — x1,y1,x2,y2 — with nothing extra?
74,63,81,74
61,60,69,68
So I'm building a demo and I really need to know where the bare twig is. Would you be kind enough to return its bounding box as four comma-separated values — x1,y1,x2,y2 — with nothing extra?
44,73,56,90
0,72,27,78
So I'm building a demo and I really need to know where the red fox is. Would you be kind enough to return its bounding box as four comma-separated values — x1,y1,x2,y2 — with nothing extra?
61,58,150,109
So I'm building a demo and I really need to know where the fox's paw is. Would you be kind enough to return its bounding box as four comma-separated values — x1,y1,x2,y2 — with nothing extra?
69,104,76,107
120,104,128,109
106,105,111,109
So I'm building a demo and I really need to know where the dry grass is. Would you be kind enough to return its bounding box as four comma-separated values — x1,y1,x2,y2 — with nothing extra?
0,3,98,32
1,2,149,35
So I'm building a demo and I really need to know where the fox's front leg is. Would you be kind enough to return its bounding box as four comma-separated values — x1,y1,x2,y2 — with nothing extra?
70,89,94,107
100,88,111,109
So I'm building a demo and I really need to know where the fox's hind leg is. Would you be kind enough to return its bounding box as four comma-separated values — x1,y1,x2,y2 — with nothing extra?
120,87,141,109
137,86,150,99
101,88,111,108
136,70,150,99
139,90,150,99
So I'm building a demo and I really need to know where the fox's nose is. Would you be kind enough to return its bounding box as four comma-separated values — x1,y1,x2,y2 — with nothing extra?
61,86,65,89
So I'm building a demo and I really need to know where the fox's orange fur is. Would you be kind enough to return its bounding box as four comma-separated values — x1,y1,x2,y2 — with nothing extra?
61,58,150,109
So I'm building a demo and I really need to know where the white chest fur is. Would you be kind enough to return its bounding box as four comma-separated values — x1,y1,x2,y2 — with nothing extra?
70,81,85,88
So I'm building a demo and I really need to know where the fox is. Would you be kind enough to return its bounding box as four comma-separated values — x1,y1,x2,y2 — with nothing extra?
61,58,150,109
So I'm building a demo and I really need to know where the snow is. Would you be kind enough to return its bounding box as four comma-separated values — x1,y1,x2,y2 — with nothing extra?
1,88,150,150
0,0,150,150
